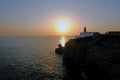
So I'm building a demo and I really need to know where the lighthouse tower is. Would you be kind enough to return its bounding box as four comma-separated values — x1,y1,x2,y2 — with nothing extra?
75,26,100,38
84,27,86,33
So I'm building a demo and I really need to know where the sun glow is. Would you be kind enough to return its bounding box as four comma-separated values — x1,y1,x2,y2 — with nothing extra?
54,19,71,35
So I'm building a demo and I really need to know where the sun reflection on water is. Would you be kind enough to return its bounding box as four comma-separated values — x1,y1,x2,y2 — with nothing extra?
60,36,66,47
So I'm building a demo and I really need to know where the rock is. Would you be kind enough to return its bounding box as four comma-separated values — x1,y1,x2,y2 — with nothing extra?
63,34,120,80
55,44,64,54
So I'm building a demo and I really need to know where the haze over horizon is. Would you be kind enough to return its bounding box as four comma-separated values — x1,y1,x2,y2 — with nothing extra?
0,0,120,36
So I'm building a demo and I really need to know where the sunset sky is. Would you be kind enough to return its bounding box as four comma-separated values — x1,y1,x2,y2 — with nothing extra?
0,0,120,36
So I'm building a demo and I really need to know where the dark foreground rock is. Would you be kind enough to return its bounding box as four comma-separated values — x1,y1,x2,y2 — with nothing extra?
55,44,64,54
63,34,120,80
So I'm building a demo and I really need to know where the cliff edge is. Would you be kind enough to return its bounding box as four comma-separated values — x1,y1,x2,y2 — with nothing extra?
63,34,120,80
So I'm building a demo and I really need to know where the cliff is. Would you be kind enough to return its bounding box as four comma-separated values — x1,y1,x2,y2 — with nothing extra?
63,34,120,80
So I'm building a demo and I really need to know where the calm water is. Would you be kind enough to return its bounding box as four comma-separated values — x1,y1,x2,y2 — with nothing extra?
0,36,73,80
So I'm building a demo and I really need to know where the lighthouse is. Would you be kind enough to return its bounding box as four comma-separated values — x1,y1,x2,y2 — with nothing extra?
75,27,100,38
84,27,86,33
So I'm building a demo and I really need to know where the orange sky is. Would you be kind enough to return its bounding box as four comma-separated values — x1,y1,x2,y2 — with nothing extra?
0,0,120,36
0,14,82,36
0,26,81,36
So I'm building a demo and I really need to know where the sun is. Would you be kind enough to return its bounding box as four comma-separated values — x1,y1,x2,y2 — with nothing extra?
54,19,71,34
57,21,68,33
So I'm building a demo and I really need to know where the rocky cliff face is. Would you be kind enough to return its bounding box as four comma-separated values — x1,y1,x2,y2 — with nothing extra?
63,35,120,80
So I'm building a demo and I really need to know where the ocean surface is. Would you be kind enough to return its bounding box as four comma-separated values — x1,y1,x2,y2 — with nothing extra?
0,36,73,80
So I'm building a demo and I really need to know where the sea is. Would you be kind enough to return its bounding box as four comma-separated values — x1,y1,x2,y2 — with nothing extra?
0,36,73,80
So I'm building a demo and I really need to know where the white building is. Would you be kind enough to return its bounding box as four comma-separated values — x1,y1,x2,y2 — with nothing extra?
76,27,100,38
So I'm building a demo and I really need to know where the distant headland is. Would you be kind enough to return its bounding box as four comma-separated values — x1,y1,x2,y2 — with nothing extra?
55,27,120,80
